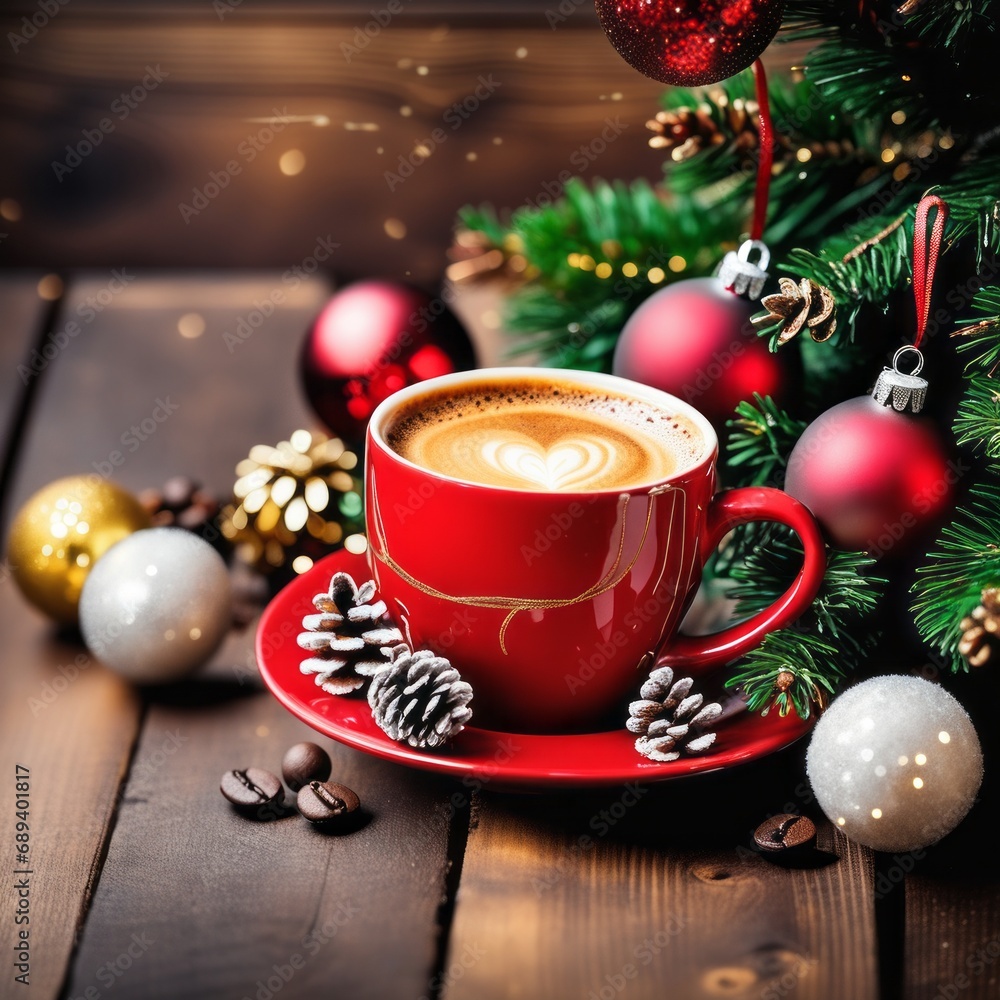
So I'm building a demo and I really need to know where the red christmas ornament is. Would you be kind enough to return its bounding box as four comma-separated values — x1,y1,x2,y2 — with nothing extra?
786,196,954,556
595,0,785,87
784,392,952,556
613,243,783,428
300,281,476,444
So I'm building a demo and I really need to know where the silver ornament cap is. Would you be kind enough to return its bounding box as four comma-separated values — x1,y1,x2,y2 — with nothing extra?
718,239,770,301
872,346,928,414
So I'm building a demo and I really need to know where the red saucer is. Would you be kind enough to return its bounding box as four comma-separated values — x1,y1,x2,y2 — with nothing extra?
256,549,812,789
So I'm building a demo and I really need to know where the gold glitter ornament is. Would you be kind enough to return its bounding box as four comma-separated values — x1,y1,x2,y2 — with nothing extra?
8,476,151,624
221,429,365,573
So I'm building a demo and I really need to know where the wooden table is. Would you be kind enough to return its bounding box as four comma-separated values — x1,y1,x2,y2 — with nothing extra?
2,271,998,1000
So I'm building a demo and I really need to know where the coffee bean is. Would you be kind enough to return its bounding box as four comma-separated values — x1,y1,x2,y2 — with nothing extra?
297,780,361,828
221,767,283,816
282,742,332,792
754,814,817,854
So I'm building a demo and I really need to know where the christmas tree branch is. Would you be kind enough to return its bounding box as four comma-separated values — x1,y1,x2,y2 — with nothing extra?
726,541,887,718
725,394,807,488
912,482,1000,671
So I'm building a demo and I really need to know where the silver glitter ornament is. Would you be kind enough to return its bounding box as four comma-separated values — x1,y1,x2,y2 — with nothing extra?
80,527,232,684
806,676,982,853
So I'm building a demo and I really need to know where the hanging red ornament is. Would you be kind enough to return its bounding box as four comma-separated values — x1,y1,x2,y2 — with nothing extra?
613,61,783,429
785,196,954,556
595,0,785,87
612,241,784,427
300,281,477,445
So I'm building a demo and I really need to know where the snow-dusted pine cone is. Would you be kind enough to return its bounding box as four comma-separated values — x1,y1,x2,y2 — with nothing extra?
368,646,473,750
297,572,404,695
627,665,722,763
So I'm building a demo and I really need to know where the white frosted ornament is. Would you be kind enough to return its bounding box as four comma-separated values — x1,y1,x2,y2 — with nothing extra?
80,527,232,684
806,676,983,852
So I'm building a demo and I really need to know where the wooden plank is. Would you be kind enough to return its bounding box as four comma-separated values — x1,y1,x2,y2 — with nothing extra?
0,270,142,1000
0,271,326,1000
902,671,1000,1000
66,690,460,1000
0,271,146,1000
0,599,141,1000
0,17,662,283
36,271,463,999
0,272,47,481
447,756,878,1000
904,876,1000,1000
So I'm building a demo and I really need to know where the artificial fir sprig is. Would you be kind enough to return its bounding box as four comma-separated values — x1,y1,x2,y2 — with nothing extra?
913,482,1000,672
913,286,1000,667
726,539,887,717
451,0,1000,714
457,178,743,370
725,395,807,488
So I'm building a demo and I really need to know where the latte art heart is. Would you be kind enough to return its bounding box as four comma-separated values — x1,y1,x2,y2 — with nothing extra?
481,437,615,490
386,381,702,491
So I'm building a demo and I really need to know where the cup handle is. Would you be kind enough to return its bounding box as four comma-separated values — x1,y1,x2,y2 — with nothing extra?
658,487,826,670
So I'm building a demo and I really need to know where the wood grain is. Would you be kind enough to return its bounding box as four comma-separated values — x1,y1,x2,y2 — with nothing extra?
446,753,878,1000
0,274,143,1000
902,669,1000,1000
0,14,804,281
0,273,47,491
13,270,471,1000
66,686,460,1000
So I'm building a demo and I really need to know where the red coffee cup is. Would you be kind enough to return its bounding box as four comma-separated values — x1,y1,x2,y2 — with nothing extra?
366,368,825,733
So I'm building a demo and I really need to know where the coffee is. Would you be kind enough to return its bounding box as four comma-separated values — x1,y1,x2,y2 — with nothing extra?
385,377,703,492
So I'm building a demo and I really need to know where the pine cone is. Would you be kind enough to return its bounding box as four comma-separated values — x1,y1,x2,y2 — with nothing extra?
297,572,404,694
628,666,722,762
368,646,473,749
755,277,837,345
959,587,1000,667
647,104,731,162
140,475,220,530
220,429,365,573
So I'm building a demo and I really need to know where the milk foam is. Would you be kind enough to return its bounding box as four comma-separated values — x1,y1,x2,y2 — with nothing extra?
386,379,704,491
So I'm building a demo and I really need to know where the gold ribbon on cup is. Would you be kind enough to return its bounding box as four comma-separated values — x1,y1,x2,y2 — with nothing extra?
370,475,685,653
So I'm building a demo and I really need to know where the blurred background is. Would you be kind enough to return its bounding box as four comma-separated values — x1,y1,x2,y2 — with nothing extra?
0,0,671,286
